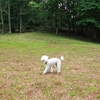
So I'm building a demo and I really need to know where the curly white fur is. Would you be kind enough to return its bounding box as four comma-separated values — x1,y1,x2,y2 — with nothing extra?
41,55,64,74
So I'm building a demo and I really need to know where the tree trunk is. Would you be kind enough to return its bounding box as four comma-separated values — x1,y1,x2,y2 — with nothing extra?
0,2,4,34
56,26,58,35
92,25,97,40
19,3,22,33
75,26,78,35
8,0,11,33
55,0,58,35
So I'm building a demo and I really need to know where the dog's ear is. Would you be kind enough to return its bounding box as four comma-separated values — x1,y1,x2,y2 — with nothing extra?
42,55,49,59
41,55,49,61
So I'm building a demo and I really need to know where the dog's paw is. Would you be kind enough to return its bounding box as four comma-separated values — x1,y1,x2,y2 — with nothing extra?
57,71,61,74
43,72,46,74
57,72,62,75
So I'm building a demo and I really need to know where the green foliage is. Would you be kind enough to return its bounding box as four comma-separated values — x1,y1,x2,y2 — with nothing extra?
28,1,39,8
0,0,100,40
76,18,100,28
76,0,100,28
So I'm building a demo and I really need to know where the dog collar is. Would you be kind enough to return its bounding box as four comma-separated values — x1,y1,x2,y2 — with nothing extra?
45,61,47,65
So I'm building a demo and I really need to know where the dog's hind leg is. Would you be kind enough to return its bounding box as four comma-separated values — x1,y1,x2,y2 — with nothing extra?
57,64,61,73
57,67,61,73
50,67,53,73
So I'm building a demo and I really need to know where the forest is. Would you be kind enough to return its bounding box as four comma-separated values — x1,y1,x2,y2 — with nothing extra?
0,0,100,41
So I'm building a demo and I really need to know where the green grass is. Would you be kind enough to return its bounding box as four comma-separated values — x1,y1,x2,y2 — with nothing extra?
0,32,100,100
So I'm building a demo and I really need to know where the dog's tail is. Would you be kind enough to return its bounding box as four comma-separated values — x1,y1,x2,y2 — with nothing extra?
60,56,64,60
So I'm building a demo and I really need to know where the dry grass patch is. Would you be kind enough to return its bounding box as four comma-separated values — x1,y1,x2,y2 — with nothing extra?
0,32,100,100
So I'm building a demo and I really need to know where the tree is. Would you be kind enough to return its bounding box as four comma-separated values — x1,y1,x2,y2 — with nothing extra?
8,0,11,33
76,0,100,39
0,1,4,34
19,1,22,33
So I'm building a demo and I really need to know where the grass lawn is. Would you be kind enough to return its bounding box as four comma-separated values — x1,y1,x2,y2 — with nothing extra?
0,32,100,100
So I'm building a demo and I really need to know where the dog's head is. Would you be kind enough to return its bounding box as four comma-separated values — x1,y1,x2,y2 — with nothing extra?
41,55,49,62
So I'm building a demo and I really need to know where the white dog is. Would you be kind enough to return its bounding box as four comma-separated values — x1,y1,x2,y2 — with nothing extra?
41,55,64,74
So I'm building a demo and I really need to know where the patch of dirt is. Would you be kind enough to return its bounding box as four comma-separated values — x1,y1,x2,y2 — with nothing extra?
25,87,46,100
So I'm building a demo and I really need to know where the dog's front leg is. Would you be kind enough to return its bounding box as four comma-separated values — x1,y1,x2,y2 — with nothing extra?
43,66,49,74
